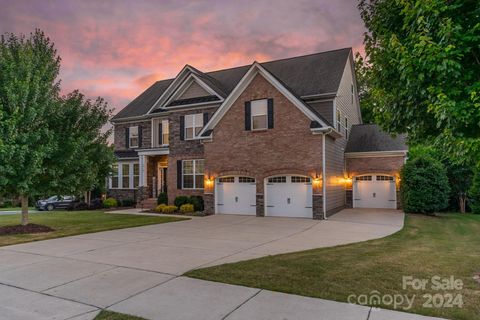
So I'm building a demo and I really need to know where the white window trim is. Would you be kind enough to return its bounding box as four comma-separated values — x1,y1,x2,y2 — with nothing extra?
161,119,169,146
182,159,204,190
129,126,139,148
184,114,203,140
250,99,268,131
109,161,139,190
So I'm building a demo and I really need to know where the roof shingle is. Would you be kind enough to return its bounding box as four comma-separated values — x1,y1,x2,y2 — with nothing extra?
345,124,407,153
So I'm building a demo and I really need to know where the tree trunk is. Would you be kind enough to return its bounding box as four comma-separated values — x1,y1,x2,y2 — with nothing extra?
20,195,29,226
459,193,466,213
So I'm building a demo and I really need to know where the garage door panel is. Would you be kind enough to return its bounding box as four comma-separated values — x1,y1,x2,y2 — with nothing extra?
216,176,256,215
353,175,396,209
266,176,312,218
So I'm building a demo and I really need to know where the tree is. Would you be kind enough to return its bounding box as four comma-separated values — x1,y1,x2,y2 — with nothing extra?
470,163,480,214
359,0,480,164
0,30,114,225
400,154,450,214
354,52,376,124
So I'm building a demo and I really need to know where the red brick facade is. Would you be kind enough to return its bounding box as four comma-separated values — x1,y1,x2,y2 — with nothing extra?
345,156,405,177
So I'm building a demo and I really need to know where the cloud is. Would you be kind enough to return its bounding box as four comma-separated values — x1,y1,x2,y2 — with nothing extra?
0,0,366,114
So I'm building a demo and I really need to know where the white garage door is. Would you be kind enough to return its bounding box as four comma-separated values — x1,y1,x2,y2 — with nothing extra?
353,175,396,209
265,175,313,218
216,176,256,215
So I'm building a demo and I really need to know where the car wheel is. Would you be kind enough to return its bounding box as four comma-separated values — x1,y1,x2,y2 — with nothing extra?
46,204,54,211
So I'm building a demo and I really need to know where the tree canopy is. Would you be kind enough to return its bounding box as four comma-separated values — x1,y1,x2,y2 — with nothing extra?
358,0,480,164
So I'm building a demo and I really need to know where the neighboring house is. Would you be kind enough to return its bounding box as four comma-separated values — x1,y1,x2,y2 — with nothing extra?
109,48,407,219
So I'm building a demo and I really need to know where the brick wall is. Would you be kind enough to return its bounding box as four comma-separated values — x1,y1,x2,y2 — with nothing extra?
114,120,151,150
346,156,405,176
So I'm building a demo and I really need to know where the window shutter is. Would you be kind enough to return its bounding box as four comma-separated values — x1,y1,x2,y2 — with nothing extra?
245,101,251,131
158,122,163,145
267,99,274,129
177,160,182,189
125,127,130,148
138,126,142,147
203,112,209,126
180,116,185,140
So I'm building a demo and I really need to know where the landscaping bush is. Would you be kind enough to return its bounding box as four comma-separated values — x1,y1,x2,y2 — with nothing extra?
154,204,166,212
190,195,204,211
174,196,191,208
400,155,450,214
157,192,168,205
120,198,135,207
161,205,178,213
103,198,118,208
469,163,480,214
179,204,194,213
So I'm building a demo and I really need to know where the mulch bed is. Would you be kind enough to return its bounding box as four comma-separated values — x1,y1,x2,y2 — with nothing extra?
0,224,55,235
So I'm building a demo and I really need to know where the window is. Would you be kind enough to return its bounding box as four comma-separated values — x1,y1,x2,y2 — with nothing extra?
122,164,130,188
111,164,118,188
291,176,311,183
239,177,255,183
161,120,169,145
351,83,354,104
356,176,372,181
345,116,348,138
129,126,139,148
251,99,268,130
376,175,394,181
185,114,203,140
219,176,235,183
109,162,139,189
336,109,342,131
182,159,204,189
268,176,287,183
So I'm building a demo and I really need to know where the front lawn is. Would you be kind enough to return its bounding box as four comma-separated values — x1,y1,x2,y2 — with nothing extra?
0,211,187,247
187,214,480,320
0,207,35,211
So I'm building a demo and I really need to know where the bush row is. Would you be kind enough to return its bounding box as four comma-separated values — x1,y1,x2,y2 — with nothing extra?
157,193,204,212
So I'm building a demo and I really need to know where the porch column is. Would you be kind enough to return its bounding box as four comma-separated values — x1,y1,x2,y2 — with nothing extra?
139,154,148,187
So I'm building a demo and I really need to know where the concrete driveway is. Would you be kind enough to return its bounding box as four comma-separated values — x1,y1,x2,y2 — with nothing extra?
0,208,428,320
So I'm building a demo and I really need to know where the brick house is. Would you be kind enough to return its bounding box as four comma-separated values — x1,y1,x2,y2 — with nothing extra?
108,48,407,219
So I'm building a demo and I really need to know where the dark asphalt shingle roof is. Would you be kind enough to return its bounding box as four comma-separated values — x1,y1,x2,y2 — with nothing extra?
112,48,351,121
345,124,408,153
114,150,138,158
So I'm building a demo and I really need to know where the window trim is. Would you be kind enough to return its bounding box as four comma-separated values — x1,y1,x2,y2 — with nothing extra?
161,119,169,146
109,161,139,190
184,114,203,140
250,99,268,131
182,159,205,189
129,126,139,148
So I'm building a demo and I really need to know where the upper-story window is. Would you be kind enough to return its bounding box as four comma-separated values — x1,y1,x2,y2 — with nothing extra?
344,116,349,138
351,83,354,105
129,126,139,148
336,109,342,131
153,119,169,147
251,99,268,130
161,120,169,145
185,114,203,140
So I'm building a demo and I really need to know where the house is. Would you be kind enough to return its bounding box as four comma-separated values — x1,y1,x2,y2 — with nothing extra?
108,48,407,219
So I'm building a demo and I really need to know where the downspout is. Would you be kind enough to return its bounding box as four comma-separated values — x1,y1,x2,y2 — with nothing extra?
322,132,327,220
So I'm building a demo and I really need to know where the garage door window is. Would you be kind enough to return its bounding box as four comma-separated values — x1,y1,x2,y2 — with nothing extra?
268,176,286,183
356,176,372,181
219,177,235,183
291,176,311,183
239,177,255,183
376,175,394,181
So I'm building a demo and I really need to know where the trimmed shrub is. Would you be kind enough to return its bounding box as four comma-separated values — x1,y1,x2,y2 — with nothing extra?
157,192,168,205
161,205,178,213
174,196,191,208
120,198,135,207
400,155,450,214
469,164,480,214
179,204,194,213
103,198,118,208
154,204,166,212
190,196,204,211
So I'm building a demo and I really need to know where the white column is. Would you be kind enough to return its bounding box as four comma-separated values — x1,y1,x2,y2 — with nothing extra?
139,155,146,187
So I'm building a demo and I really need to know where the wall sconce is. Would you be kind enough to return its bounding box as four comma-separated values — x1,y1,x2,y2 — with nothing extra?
312,172,322,187
204,174,215,187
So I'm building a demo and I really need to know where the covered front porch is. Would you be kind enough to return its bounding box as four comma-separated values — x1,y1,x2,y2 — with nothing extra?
138,149,169,201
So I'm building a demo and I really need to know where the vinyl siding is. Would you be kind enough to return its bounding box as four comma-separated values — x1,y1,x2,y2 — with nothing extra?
178,81,211,100
308,100,334,124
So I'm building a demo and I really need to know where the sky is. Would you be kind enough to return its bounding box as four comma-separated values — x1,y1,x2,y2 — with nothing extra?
0,0,366,115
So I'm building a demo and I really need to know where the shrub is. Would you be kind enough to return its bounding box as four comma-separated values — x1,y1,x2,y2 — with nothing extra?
157,192,168,205
103,197,118,208
174,196,191,208
154,204,166,212
469,164,480,214
120,198,135,207
400,155,450,214
179,204,194,213
161,205,178,213
190,196,204,211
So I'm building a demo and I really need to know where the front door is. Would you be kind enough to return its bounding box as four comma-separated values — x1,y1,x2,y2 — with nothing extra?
157,166,167,194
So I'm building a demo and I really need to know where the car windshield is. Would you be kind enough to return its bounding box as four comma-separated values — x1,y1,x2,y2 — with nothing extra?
46,196,58,201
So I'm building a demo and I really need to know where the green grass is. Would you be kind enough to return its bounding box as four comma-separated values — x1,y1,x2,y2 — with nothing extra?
94,310,146,320
0,210,187,247
187,213,480,320
0,207,35,211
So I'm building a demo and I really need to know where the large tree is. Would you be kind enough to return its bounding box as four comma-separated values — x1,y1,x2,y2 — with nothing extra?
0,30,114,225
358,0,480,164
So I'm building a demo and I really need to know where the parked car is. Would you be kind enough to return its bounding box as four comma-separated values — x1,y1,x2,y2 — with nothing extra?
36,196,75,211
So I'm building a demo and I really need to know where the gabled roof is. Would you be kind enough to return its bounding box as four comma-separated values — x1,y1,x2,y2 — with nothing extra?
112,48,352,121
345,124,408,153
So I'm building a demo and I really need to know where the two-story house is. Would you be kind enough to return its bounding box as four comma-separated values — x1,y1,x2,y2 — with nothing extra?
109,48,407,219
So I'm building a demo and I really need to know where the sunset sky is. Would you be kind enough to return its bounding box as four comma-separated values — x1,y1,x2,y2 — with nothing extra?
0,0,366,115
